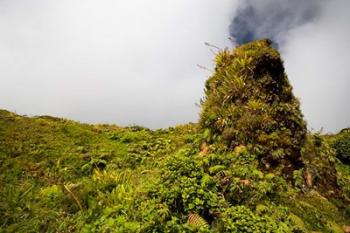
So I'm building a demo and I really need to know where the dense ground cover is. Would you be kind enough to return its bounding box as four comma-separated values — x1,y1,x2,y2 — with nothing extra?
1,40,349,232
0,110,349,232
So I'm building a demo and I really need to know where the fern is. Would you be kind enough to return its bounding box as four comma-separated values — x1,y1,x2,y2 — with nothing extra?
188,213,209,229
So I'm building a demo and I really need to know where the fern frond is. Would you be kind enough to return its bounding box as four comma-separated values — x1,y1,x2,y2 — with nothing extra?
188,213,209,229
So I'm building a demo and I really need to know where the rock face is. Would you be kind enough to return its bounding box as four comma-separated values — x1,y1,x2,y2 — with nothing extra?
200,39,307,173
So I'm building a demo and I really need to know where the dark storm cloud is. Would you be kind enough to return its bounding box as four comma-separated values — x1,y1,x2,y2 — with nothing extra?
229,0,322,44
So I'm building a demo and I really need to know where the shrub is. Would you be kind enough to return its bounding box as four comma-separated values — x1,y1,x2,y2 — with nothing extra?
149,148,224,217
302,134,339,194
333,130,350,164
216,205,292,232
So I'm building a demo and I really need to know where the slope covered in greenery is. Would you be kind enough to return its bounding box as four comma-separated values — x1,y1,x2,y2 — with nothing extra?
1,40,350,232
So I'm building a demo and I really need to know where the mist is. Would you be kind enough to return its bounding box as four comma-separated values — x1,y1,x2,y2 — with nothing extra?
0,0,236,128
0,0,349,132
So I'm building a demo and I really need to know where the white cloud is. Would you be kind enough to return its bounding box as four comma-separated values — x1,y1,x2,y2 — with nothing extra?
1,0,349,132
0,0,237,128
283,0,350,132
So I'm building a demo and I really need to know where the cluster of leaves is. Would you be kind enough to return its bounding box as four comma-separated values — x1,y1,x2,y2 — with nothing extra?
300,133,340,195
200,39,307,174
331,128,350,203
146,145,298,232
146,138,350,232
332,128,350,164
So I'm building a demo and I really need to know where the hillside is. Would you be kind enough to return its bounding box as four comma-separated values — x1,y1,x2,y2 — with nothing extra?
1,40,350,232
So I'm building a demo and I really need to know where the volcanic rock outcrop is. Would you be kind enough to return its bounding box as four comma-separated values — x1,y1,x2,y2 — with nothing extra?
200,39,307,175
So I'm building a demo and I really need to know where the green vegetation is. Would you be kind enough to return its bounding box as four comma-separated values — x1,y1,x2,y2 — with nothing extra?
200,39,306,178
1,40,349,232
332,128,350,164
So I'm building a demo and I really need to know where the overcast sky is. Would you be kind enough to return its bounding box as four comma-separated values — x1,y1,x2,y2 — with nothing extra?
0,0,349,132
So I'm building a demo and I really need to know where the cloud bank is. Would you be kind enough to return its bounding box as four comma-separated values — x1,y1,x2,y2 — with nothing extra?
0,0,349,132
283,0,350,132
0,0,235,128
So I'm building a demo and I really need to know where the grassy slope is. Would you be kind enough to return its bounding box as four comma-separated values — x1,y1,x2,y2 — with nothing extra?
0,109,199,232
0,109,349,232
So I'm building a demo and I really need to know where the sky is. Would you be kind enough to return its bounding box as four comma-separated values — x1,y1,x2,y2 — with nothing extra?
0,0,349,132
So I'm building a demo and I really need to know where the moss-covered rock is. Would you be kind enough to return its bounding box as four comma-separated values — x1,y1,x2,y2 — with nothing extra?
200,39,307,175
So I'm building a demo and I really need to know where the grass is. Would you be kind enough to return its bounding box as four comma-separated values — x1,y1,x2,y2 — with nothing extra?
0,109,349,232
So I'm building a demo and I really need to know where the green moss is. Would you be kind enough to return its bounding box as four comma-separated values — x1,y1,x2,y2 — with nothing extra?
200,39,307,176
0,109,200,232
288,213,307,232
